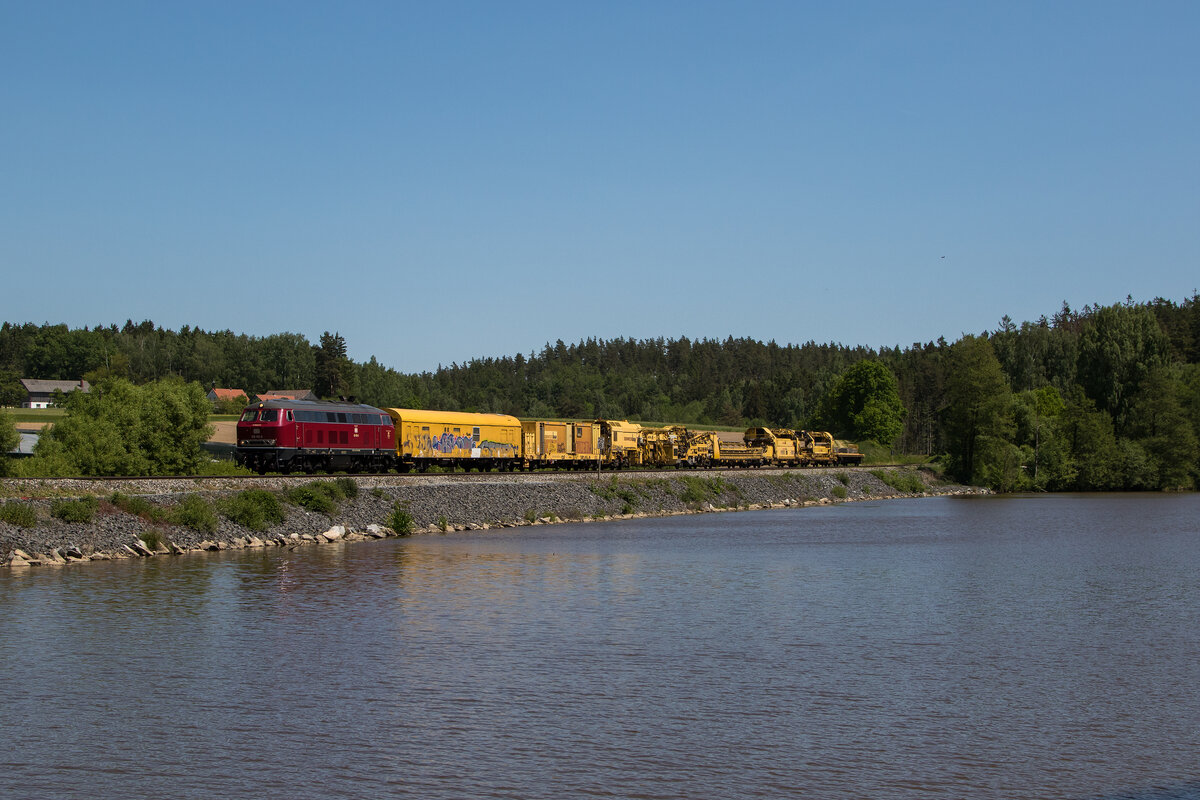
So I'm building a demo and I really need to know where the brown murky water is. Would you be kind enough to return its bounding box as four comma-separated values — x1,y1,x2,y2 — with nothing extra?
3,494,1198,799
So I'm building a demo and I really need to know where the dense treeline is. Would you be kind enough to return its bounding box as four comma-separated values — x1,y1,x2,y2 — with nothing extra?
2,294,1198,489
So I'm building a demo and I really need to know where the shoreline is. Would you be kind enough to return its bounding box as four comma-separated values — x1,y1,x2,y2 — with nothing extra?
2,467,985,569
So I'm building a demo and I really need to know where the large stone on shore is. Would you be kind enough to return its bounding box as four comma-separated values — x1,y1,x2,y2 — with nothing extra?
319,525,345,542
129,541,154,557
7,553,31,567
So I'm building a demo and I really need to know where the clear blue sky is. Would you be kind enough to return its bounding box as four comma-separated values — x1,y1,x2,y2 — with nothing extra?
3,1,1197,373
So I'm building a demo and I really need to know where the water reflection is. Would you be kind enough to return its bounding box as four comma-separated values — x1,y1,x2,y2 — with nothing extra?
1,493,1198,799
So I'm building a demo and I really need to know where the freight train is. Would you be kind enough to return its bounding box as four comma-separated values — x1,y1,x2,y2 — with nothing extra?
235,399,864,474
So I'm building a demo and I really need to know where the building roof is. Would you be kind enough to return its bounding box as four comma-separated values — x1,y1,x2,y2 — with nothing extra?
257,389,317,401
20,379,90,394
208,388,247,401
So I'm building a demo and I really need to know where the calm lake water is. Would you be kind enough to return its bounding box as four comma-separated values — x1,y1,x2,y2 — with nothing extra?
2,494,1199,800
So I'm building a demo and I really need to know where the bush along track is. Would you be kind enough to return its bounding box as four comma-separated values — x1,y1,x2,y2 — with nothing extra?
1,468,987,568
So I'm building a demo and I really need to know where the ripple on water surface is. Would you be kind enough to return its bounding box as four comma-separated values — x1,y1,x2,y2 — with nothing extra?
2,493,1199,799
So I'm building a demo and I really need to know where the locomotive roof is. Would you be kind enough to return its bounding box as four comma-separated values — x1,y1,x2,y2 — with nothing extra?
250,398,387,415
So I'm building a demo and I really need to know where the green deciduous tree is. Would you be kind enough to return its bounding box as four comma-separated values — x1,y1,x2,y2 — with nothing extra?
23,378,212,476
1010,386,1069,490
1077,303,1171,434
815,360,906,444
1057,386,1121,490
942,335,1013,485
0,409,19,475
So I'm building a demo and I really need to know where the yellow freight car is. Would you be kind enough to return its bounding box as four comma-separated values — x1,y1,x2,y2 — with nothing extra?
522,420,602,469
798,430,836,466
597,420,644,467
743,427,800,465
638,426,688,467
679,431,770,467
383,408,522,471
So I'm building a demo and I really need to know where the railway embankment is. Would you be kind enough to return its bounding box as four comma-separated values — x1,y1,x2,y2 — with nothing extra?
2,467,987,568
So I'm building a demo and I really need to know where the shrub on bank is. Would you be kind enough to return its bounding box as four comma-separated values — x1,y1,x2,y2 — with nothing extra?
286,480,349,513
139,529,166,551
388,501,414,535
50,496,99,523
870,469,927,494
679,475,727,504
0,502,38,528
219,489,285,532
109,492,166,523
169,494,218,532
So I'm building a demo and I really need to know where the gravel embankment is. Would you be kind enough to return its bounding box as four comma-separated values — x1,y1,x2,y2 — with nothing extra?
2,468,987,568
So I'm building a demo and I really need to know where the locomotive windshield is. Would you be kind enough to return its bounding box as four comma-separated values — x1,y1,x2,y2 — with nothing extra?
239,408,280,422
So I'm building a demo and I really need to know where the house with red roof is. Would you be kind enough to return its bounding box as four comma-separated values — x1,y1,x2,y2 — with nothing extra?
255,389,318,402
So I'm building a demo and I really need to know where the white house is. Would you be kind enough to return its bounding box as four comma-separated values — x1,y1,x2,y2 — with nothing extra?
19,379,90,408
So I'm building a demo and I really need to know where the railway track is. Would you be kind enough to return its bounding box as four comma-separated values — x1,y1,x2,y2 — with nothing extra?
1,463,912,488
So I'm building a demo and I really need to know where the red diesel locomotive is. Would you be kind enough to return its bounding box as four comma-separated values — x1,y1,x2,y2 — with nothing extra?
235,399,395,473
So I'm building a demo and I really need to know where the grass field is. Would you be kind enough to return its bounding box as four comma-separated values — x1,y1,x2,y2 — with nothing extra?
5,408,66,425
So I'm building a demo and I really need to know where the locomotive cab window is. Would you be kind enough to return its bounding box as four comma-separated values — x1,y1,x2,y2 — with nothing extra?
286,410,294,422
240,410,258,422
259,409,278,422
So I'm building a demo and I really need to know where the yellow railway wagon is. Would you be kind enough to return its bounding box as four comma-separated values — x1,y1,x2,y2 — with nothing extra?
680,431,770,467
743,427,800,465
522,420,601,468
598,420,643,467
384,408,522,471
800,430,836,466
638,426,688,467
834,442,865,465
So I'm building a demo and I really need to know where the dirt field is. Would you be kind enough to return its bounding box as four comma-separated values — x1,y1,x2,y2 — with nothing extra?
209,421,237,444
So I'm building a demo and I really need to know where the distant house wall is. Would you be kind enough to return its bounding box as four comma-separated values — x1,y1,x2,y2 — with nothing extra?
20,379,90,409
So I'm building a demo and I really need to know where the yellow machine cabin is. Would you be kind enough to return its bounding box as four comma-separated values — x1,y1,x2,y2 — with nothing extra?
798,430,836,466
384,408,522,470
743,427,799,464
638,426,688,466
598,420,644,467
